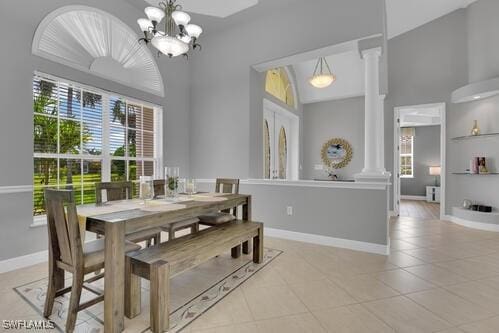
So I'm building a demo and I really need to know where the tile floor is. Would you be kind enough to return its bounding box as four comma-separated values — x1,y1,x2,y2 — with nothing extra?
400,200,440,220
3,216,499,332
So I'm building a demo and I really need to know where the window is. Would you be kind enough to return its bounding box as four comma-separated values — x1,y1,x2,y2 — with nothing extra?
33,74,162,216
400,135,414,178
265,68,295,108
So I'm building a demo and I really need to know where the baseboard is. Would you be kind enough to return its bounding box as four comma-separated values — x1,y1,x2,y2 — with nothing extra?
265,227,389,255
0,250,48,274
443,215,499,232
400,195,426,201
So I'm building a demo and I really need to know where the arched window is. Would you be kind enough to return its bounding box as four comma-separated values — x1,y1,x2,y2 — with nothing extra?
32,5,164,97
265,68,295,108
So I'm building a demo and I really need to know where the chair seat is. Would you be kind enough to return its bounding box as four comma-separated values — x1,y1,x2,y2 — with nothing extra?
198,212,235,225
126,228,163,243
84,239,141,269
161,218,200,231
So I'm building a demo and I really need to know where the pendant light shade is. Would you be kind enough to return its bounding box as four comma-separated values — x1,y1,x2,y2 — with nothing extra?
185,24,203,38
144,6,165,23
171,11,191,26
137,18,152,32
309,57,336,88
152,35,189,57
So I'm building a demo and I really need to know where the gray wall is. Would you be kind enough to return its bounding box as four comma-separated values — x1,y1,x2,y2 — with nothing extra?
0,0,191,260
189,0,385,179
385,9,469,211
197,182,389,247
400,126,441,197
303,97,365,180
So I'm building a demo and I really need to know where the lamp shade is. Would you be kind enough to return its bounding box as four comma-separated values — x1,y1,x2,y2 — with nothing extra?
429,166,441,176
145,6,165,23
151,35,189,57
309,74,336,88
185,24,203,38
172,11,191,26
137,18,152,32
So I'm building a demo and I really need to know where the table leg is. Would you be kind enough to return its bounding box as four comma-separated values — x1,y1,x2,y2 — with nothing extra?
242,196,252,254
104,222,125,333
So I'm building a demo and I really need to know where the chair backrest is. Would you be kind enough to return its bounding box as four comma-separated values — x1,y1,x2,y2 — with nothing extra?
153,179,166,197
95,181,132,204
44,188,83,267
215,178,240,194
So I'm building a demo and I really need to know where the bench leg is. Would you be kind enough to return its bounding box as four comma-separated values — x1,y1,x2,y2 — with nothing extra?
242,240,252,255
253,226,264,264
150,260,170,333
231,245,241,258
191,223,199,234
168,228,175,241
125,257,141,319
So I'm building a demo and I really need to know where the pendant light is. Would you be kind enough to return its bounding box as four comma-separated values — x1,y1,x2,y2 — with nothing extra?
309,57,336,88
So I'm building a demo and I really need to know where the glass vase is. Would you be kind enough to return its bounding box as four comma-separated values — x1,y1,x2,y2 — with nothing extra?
471,120,480,136
165,167,180,199
139,176,154,204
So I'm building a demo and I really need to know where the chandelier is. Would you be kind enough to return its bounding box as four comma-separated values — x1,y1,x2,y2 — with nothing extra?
137,0,203,58
309,57,336,88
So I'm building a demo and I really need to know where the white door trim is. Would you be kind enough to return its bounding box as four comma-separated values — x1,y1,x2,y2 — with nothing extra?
393,103,446,219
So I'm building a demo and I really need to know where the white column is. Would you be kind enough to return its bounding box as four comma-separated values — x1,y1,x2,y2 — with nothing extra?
355,48,390,182
377,94,386,172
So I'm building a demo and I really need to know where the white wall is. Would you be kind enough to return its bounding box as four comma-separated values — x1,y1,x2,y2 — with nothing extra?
303,97,365,180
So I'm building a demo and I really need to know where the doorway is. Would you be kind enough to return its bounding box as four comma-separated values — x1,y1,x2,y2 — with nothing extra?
393,103,446,220
263,99,299,180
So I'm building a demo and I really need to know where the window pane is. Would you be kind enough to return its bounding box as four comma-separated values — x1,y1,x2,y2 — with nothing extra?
34,158,57,187
110,97,126,128
59,159,82,188
144,161,154,177
83,121,102,155
59,83,81,119
111,160,126,181
82,160,102,204
128,129,138,157
34,114,58,153
143,131,154,158
127,104,141,129
33,186,56,216
110,126,126,157
59,119,81,154
33,78,57,116
129,160,139,181
143,107,154,132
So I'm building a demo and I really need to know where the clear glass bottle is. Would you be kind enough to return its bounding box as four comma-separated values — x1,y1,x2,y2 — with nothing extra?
471,120,480,136
139,176,154,204
165,167,180,199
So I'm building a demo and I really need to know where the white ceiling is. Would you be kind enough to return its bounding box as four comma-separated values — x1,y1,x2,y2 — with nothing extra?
292,51,365,104
386,0,478,39
145,0,258,18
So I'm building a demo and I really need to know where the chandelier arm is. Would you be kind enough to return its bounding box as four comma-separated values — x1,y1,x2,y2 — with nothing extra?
323,58,333,75
312,58,321,76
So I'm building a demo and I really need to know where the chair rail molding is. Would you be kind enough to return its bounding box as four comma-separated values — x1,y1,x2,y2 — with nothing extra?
0,185,33,195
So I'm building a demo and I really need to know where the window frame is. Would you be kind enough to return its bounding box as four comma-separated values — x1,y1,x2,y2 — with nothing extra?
32,72,163,224
399,135,414,178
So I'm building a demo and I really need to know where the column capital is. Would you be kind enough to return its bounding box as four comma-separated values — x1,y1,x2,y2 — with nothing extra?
361,47,382,59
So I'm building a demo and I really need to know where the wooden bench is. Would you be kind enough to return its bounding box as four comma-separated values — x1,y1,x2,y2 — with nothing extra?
124,220,264,333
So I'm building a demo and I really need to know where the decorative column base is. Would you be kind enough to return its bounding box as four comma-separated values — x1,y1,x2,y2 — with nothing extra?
354,171,391,183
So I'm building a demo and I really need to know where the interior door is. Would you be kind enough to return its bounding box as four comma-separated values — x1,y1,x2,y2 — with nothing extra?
394,114,401,215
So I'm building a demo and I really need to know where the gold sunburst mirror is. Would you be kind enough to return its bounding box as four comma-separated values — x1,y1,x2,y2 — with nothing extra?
321,138,353,169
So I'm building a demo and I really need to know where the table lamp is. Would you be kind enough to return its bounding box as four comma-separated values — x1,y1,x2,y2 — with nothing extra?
429,166,441,186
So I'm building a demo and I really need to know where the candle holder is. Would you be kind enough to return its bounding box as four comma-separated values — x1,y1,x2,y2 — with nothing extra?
139,176,154,205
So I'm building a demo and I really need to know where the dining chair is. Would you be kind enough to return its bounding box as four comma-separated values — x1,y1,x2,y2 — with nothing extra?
43,188,141,333
198,178,240,226
154,179,200,240
95,181,162,246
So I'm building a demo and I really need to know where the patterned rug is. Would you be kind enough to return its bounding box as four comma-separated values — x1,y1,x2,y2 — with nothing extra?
14,248,281,333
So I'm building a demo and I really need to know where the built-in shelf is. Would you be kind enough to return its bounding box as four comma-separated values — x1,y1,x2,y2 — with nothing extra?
452,172,499,175
453,207,499,226
451,132,499,141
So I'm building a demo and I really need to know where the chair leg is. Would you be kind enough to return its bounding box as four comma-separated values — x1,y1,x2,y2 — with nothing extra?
153,233,161,245
43,261,64,317
150,261,170,333
168,228,175,241
190,223,199,234
66,269,84,333
125,257,141,319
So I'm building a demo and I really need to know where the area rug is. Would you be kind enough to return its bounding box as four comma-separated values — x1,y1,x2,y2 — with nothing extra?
14,248,281,333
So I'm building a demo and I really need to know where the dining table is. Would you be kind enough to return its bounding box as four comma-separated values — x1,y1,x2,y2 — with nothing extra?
77,193,252,332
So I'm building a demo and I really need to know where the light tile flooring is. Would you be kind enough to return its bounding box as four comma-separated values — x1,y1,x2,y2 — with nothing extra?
3,217,499,332
400,199,440,220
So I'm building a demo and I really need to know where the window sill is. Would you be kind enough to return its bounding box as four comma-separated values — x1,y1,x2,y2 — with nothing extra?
31,215,47,228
